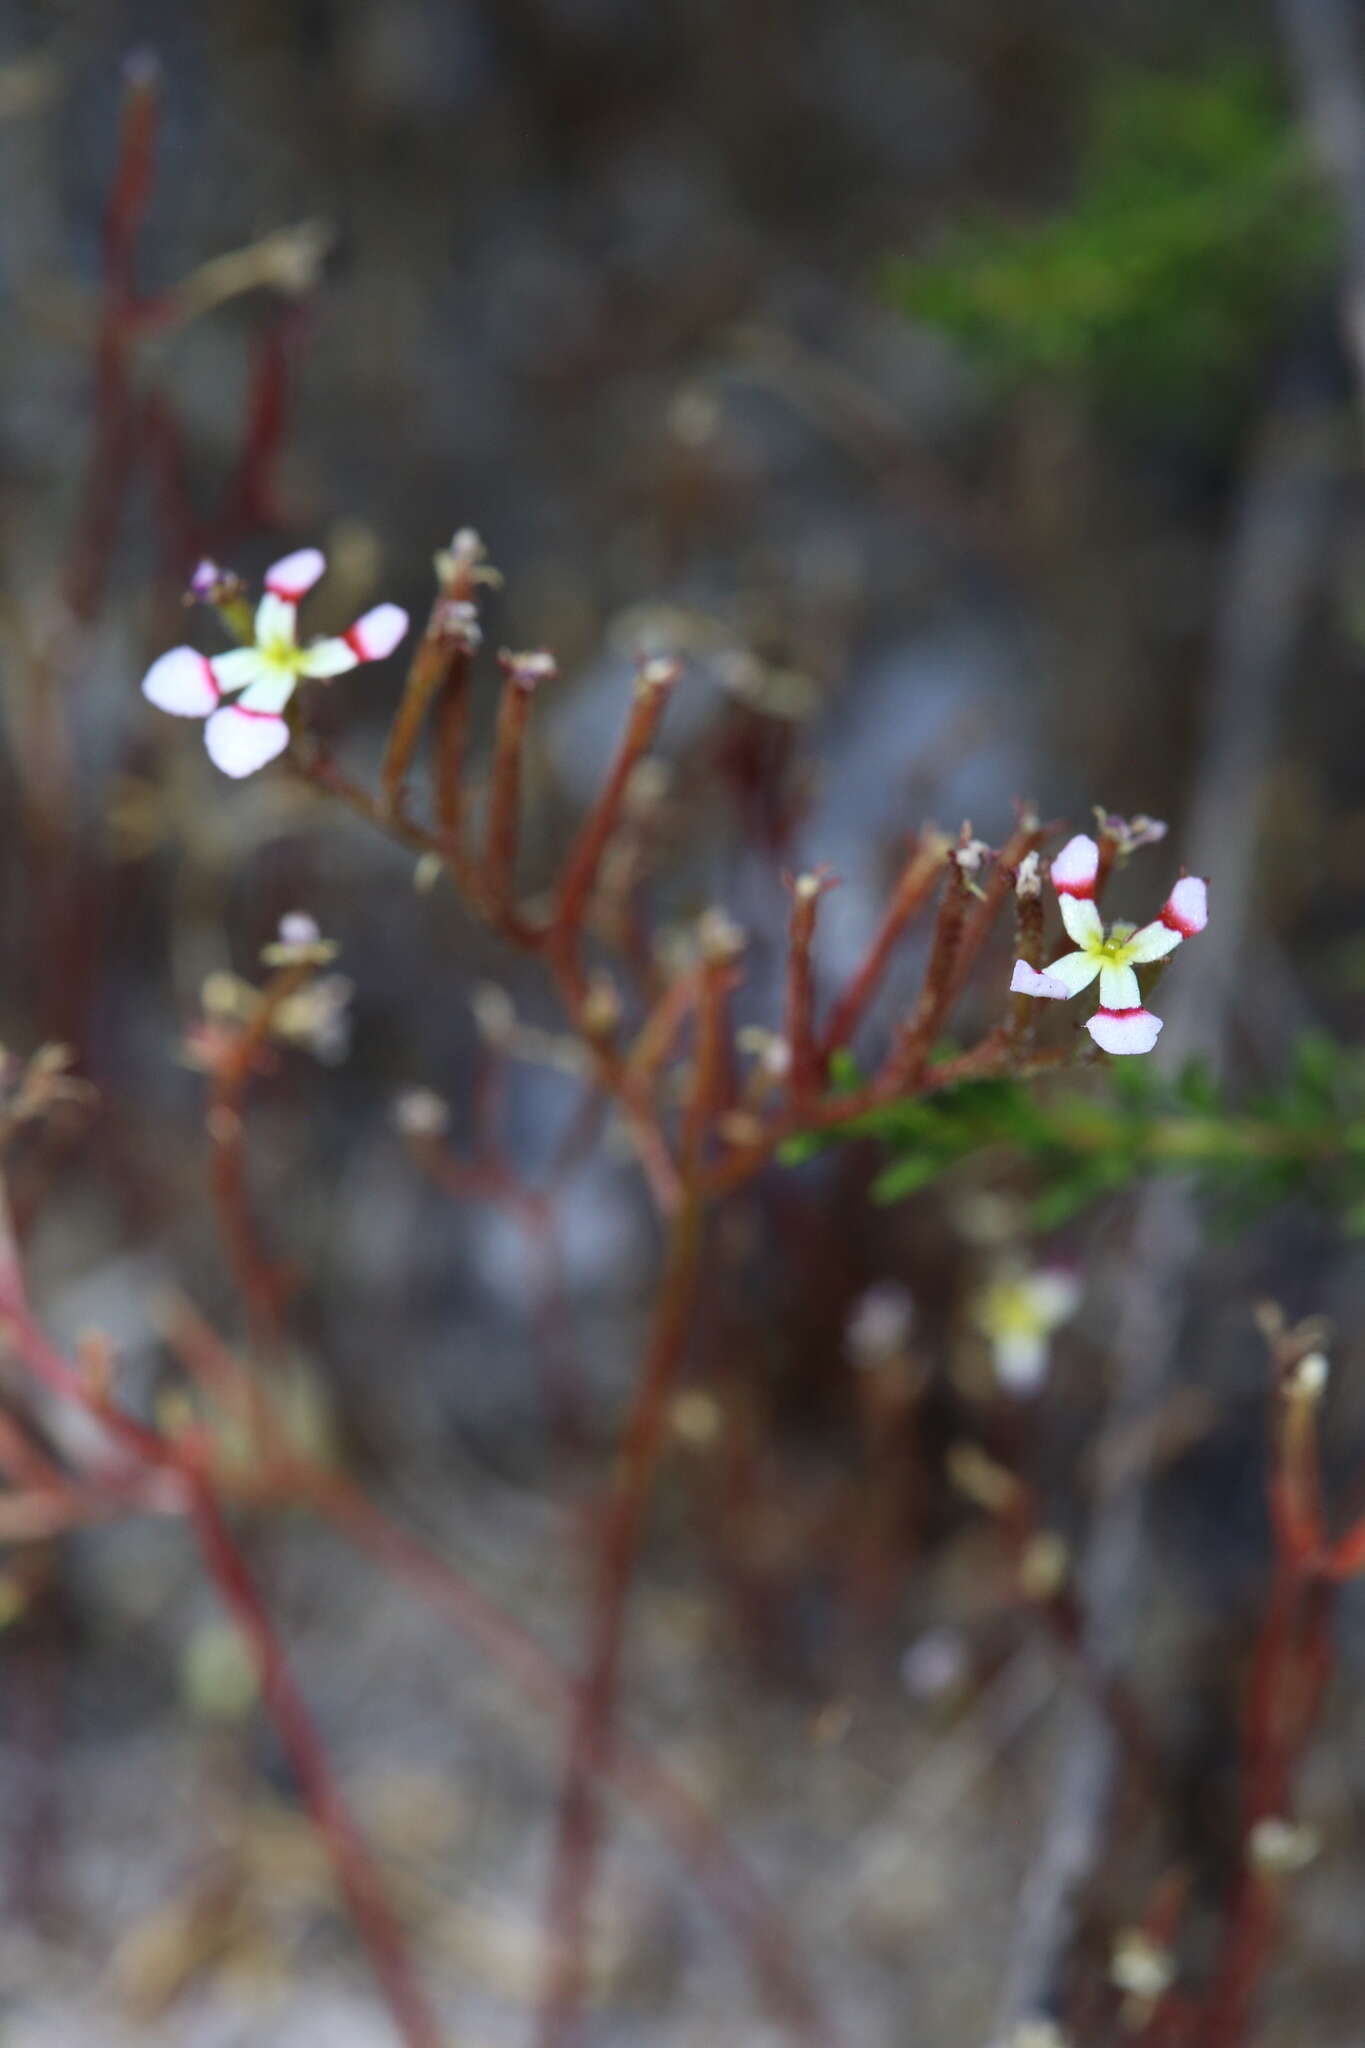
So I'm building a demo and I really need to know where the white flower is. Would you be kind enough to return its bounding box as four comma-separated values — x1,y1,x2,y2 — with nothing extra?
1009,833,1208,1055
974,1266,1081,1392
141,547,409,777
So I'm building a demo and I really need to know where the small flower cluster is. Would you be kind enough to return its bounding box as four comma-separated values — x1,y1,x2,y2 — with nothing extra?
142,548,408,777
1010,832,1208,1055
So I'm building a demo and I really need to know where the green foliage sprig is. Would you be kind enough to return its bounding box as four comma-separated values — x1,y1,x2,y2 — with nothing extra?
787,1035,1365,1232
886,65,1332,418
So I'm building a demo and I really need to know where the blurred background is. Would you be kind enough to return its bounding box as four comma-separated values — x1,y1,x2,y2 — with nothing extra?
2,0,1365,2042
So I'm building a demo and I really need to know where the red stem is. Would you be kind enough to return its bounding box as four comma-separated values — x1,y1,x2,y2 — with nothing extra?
536,1198,706,2047
184,1469,444,2048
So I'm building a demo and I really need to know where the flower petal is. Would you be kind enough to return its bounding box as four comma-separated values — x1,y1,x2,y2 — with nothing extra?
1043,949,1103,996
1126,919,1183,964
209,646,274,694
1050,833,1099,897
1086,1006,1163,1056
265,548,326,602
1028,1271,1082,1328
237,671,299,716
204,705,291,778
343,602,409,663
1099,962,1140,1011
1011,960,1070,1000
254,591,297,651
142,647,220,718
1059,894,1104,948
1162,875,1208,937
994,1330,1049,1393
295,636,359,679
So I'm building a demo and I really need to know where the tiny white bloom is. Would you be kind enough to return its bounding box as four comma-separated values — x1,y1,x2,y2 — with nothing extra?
1009,833,1209,1055
974,1266,1081,1392
141,547,409,778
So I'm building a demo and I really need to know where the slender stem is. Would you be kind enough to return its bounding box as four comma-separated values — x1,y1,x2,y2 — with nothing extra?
302,1471,832,2043
184,1469,444,2048
552,661,678,956
784,872,834,1099
820,831,947,1060
536,1197,706,2047
484,652,551,918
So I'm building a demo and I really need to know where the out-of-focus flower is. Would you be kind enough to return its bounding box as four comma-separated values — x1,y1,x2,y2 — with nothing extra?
1248,1816,1321,1874
260,911,338,968
272,974,354,1064
187,965,353,1066
899,1626,969,1704
1095,809,1169,859
974,1265,1080,1392
1010,832,1208,1055
142,548,409,778
393,1089,452,1141
1111,1928,1175,2009
1003,2023,1070,2048
844,1281,915,1370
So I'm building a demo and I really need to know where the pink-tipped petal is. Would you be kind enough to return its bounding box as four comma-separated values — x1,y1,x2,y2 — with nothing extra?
1011,960,1070,1000
264,547,326,602
142,647,220,718
204,705,291,779
1162,875,1208,937
1086,1006,1163,1056
344,602,409,663
1050,833,1100,898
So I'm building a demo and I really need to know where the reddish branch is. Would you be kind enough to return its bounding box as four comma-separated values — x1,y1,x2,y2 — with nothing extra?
537,1198,708,2047
183,1471,444,2048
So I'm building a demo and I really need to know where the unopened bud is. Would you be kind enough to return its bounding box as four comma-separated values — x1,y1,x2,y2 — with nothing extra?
947,1441,1021,1515
580,975,622,1041
1110,1929,1174,2005
698,907,745,965
1019,1532,1070,1602
393,1089,450,1141
501,648,557,691
1249,1816,1320,1875
1286,1351,1329,1404
1015,852,1042,900
636,656,682,698
470,983,517,1046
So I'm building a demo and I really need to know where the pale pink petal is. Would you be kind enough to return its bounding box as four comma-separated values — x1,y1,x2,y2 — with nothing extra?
1086,1006,1163,1056
264,547,326,602
254,591,297,652
204,705,291,778
1059,894,1104,949
142,646,220,718
295,636,359,679
1050,833,1099,898
343,602,409,663
1162,875,1208,937
1043,949,1103,997
1126,919,1183,965
1099,962,1140,1010
1011,960,1070,1000
209,646,274,693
